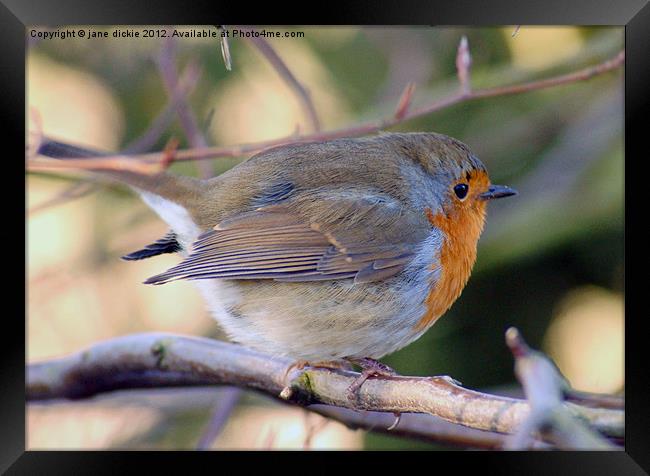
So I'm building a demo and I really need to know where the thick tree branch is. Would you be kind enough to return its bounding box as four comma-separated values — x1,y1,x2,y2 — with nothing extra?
27,332,623,448
26,50,624,173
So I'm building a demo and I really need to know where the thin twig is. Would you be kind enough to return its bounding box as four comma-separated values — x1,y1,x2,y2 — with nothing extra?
196,387,242,450
565,389,624,410
26,332,624,445
261,427,277,449
160,137,180,170
246,34,321,132
158,32,212,178
301,411,330,449
27,50,624,173
394,82,416,120
410,50,625,116
122,61,202,154
27,179,100,216
504,327,618,450
158,34,207,150
28,50,207,178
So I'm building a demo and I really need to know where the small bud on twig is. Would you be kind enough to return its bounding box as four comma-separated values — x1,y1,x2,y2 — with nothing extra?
279,386,294,400
160,137,180,170
505,326,530,358
456,36,472,95
394,82,416,120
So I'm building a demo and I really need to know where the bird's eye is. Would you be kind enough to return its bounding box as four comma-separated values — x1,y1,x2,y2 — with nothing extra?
454,183,469,200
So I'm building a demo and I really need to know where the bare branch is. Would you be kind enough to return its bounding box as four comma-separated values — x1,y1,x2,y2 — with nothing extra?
410,50,624,116
467,50,624,101
27,50,623,172
504,327,618,450
246,33,321,132
26,332,624,447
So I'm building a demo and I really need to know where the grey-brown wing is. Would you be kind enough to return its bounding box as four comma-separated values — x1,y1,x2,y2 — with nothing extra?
144,193,428,285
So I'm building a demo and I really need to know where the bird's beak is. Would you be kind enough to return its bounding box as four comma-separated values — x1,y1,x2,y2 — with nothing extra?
479,184,518,201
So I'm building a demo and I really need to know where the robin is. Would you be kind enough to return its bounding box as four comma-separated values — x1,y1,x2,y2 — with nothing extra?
37,132,517,397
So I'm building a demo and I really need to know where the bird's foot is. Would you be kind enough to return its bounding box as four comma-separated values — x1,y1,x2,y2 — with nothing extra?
345,357,398,402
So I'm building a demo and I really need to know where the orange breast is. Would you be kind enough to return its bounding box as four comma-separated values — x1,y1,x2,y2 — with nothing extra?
413,203,486,333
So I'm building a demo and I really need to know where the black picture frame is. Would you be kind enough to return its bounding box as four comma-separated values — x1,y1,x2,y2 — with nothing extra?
6,0,648,472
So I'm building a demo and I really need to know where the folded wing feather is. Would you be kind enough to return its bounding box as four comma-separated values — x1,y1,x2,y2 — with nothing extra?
144,191,427,285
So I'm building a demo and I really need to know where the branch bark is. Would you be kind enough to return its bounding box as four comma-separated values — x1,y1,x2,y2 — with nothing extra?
27,332,624,448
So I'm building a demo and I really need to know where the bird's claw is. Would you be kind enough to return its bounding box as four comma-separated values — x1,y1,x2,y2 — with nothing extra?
345,357,398,403
283,359,354,388
283,359,309,385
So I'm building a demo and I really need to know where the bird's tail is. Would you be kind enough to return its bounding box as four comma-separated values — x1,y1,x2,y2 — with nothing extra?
37,139,106,160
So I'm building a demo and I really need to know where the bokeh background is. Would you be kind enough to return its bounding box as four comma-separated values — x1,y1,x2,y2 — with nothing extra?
26,26,624,450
